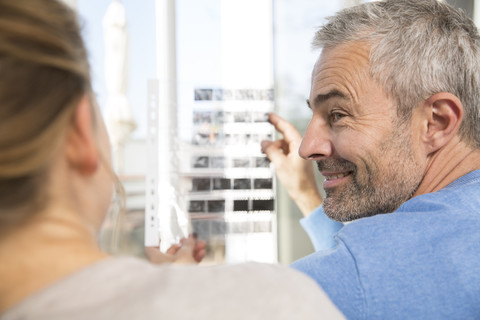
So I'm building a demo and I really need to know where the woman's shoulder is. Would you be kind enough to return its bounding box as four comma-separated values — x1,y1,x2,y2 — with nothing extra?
2,257,344,320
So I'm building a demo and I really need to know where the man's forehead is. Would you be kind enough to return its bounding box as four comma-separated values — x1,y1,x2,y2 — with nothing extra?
315,42,370,73
310,42,372,102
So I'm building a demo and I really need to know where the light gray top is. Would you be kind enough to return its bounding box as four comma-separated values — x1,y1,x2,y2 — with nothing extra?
1,257,344,320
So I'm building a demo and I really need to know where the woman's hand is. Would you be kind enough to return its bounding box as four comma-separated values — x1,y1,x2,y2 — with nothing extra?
145,234,207,265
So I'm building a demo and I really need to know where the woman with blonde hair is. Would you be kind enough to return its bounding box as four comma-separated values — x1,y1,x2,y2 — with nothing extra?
0,0,343,319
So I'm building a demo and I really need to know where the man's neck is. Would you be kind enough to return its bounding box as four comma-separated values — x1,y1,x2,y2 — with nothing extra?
414,137,480,197
0,211,108,313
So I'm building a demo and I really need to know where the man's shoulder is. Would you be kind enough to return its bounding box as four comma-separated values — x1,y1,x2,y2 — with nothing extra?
397,169,480,214
292,170,480,319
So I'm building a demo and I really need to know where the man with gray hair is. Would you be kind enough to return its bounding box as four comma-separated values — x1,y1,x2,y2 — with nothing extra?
262,0,480,318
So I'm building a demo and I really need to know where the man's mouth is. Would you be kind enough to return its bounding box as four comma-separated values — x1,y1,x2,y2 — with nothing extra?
323,171,352,180
322,171,352,180
322,171,353,189
317,159,356,189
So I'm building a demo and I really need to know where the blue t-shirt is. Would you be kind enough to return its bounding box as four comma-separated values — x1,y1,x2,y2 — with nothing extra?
292,170,480,319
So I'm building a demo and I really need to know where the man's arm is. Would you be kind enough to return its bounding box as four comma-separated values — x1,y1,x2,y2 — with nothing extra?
261,113,343,250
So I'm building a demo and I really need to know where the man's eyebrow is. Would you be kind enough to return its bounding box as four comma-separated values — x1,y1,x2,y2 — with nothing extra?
306,90,348,110
316,90,348,104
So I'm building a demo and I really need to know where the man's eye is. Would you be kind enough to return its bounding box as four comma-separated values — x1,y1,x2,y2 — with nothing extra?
330,112,346,123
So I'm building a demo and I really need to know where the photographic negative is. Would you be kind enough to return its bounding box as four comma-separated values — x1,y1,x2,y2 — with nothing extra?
213,178,231,190
189,200,205,213
233,112,247,122
213,132,226,146
191,178,211,192
233,158,250,168
254,178,272,189
253,133,272,145
194,89,213,101
252,199,274,211
193,111,212,124
233,200,249,211
192,156,209,168
194,88,274,101
212,88,224,101
252,112,269,123
192,132,209,145
233,178,251,190
208,200,225,213
255,157,270,168
210,156,225,168
213,111,225,124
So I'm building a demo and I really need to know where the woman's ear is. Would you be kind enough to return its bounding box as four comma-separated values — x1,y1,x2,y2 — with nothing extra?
422,92,463,154
65,95,99,176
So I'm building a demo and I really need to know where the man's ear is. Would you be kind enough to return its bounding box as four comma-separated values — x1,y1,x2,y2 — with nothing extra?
65,95,99,176
422,92,463,154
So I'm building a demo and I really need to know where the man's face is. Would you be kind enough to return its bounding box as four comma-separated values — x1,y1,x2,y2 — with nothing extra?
299,42,425,222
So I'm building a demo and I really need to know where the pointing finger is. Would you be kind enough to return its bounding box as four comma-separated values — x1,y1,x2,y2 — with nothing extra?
268,113,302,144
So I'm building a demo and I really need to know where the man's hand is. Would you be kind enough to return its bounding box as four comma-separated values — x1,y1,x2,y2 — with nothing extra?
261,113,323,216
145,234,207,265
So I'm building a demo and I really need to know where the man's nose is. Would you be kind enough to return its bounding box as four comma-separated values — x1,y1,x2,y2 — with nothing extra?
299,117,333,160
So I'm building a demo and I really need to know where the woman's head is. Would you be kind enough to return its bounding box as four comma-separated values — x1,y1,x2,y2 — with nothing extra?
0,0,105,226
